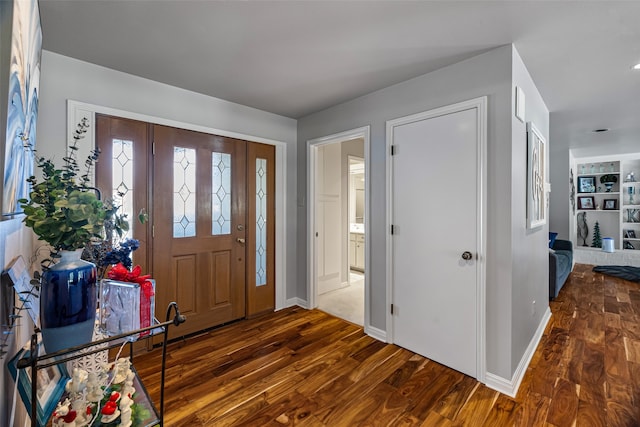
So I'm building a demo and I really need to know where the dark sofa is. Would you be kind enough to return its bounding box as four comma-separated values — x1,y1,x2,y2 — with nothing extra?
549,239,573,300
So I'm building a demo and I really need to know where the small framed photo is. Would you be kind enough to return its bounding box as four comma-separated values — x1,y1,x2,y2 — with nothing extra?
603,199,618,210
8,345,68,426
578,196,595,210
577,176,596,193
625,229,637,238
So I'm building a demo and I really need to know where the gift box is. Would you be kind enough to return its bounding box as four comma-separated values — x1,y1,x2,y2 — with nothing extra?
99,279,155,338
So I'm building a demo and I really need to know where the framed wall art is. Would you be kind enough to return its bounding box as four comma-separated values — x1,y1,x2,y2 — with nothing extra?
527,122,547,229
1,0,42,216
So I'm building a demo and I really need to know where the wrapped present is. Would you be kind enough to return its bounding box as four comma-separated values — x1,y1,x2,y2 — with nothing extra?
100,264,155,337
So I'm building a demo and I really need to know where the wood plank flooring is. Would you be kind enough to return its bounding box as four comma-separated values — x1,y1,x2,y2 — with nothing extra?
134,264,640,426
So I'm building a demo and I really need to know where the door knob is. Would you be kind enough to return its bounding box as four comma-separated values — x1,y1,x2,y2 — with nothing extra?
461,251,473,260
237,238,246,244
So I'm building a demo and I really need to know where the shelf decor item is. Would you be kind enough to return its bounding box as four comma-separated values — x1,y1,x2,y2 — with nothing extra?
591,221,602,248
600,174,618,192
578,196,595,210
603,199,618,210
577,176,596,193
18,119,129,354
100,263,155,338
577,212,589,246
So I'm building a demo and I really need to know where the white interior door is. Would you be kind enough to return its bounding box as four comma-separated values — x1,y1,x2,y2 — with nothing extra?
391,106,480,377
316,143,343,294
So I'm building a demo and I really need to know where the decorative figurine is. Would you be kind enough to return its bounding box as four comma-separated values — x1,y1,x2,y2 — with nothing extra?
577,212,589,246
66,368,88,394
52,399,77,427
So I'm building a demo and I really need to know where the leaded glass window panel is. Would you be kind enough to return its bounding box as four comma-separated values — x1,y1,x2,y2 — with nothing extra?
256,158,267,286
173,147,196,238
112,139,133,239
212,152,231,235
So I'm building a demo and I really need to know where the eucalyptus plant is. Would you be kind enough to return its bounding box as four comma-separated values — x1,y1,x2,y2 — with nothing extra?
18,119,127,254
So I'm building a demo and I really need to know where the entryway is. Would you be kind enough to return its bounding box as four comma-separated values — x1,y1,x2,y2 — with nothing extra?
387,98,486,379
308,127,370,327
95,114,276,339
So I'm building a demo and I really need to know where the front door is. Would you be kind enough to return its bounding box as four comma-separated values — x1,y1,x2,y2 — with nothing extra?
152,125,247,337
390,102,482,377
97,117,276,339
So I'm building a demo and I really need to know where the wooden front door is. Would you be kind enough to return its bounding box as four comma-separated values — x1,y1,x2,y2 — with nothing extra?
152,125,247,337
96,116,276,339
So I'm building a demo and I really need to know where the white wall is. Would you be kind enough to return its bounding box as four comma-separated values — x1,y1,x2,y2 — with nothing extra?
37,51,299,301
297,45,548,382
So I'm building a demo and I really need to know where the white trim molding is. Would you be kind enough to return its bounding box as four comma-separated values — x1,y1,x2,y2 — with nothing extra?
67,99,288,311
485,307,552,397
386,96,487,382
365,325,387,343
285,297,309,309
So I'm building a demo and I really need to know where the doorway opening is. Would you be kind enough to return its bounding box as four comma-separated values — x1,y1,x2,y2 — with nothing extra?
307,127,370,328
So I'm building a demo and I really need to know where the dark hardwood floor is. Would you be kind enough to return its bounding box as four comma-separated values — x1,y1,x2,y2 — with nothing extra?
135,264,640,426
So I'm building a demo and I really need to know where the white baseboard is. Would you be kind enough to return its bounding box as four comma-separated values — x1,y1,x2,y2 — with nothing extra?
365,325,387,342
285,297,309,309
485,307,551,397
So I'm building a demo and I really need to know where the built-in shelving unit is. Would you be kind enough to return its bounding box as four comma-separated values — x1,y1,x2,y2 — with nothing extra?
573,156,640,258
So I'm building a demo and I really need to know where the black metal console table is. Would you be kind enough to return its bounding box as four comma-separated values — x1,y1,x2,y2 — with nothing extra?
17,302,186,426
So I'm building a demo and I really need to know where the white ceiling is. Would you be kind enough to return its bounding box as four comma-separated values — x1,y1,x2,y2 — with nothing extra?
39,1,640,156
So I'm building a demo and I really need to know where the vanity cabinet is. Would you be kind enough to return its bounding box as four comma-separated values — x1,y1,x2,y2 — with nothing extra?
349,233,365,271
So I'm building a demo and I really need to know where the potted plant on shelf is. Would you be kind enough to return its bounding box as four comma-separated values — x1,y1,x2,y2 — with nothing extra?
600,174,618,193
19,118,129,353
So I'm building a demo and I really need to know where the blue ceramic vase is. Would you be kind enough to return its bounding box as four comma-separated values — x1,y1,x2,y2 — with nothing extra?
41,249,97,354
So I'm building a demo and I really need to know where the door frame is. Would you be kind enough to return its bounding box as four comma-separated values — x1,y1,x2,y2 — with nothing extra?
67,100,288,311
307,126,370,329
385,97,487,381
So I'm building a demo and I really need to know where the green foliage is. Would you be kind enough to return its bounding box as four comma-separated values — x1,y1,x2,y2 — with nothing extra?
600,174,618,184
18,119,126,252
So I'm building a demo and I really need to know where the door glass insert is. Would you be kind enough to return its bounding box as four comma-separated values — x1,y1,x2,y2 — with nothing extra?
256,158,267,286
173,147,196,238
212,152,231,235
112,139,134,239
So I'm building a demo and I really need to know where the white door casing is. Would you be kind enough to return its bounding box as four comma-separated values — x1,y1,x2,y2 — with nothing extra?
307,127,372,331
386,97,487,380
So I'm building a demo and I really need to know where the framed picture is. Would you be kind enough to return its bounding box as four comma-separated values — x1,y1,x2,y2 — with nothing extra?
577,176,596,193
625,229,637,238
526,122,547,230
603,199,618,210
8,345,68,426
2,0,42,216
578,196,595,210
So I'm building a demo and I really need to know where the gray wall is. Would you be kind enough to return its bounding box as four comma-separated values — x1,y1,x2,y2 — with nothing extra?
297,45,549,380
37,51,299,300
549,114,571,240
510,48,550,374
